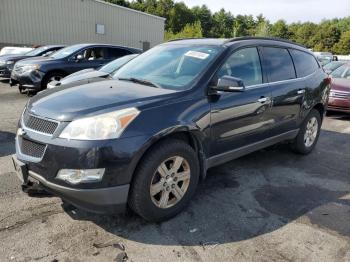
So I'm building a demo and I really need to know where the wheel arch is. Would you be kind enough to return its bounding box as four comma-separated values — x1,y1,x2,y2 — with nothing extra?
129,127,208,187
313,103,325,122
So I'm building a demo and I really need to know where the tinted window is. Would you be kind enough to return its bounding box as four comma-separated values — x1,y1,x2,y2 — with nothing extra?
262,47,296,82
73,47,106,61
107,48,131,59
217,47,262,86
290,49,319,77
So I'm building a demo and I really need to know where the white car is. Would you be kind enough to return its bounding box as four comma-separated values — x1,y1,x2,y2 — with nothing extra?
0,46,33,56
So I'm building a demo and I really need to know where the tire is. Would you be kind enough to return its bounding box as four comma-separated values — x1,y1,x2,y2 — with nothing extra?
128,139,200,222
291,109,321,155
41,72,65,90
18,85,25,94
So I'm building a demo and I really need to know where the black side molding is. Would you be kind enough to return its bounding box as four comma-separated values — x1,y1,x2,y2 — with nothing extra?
207,129,299,168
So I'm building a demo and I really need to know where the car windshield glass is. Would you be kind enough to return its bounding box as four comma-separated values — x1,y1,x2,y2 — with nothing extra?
317,56,333,66
114,45,223,90
49,45,84,59
331,64,349,78
324,61,344,71
100,55,137,74
26,46,50,56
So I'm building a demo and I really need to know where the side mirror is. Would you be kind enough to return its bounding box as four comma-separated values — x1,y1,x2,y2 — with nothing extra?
75,54,83,62
212,75,245,92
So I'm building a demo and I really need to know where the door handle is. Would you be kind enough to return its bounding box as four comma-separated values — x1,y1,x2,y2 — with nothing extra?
257,97,268,103
297,89,305,95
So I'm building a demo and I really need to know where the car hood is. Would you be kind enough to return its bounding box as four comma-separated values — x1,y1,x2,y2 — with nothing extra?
0,54,30,62
27,80,177,121
60,70,108,85
16,56,55,66
330,78,350,92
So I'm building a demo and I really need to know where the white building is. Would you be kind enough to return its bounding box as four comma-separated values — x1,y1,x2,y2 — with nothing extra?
0,0,165,50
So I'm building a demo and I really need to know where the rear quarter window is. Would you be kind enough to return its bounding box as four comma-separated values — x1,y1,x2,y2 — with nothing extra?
262,47,296,82
107,48,132,59
289,49,320,78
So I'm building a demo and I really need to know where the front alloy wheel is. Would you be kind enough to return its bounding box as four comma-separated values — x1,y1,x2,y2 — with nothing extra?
129,139,199,222
150,156,191,209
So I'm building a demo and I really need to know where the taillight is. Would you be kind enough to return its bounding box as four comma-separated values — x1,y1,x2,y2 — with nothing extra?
325,77,332,85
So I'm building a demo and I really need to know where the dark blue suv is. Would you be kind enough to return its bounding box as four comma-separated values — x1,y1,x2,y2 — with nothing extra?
10,43,142,93
12,37,330,222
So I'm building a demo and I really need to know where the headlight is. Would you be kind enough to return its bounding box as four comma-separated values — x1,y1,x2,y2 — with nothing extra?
22,64,40,73
59,107,140,140
6,60,14,65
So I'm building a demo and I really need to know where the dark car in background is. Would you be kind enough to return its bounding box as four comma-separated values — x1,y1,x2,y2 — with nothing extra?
0,45,65,79
47,54,138,89
10,44,142,93
328,63,350,113
12,37,330,222
323,61,348,75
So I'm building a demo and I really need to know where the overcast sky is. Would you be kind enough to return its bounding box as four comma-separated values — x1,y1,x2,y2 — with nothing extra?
178,0,350,23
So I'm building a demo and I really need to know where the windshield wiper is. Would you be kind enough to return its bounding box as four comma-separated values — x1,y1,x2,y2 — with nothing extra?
118,77,161,88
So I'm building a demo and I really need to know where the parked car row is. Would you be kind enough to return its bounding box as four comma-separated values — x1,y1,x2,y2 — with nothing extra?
11,37,332,222
0,43,142,93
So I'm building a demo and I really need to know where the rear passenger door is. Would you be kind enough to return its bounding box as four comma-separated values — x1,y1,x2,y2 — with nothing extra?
261,46,304,135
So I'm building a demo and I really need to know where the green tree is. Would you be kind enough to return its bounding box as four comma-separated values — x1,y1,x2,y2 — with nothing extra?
270,19,290,39
168,2,195,33
311,25,341,52
332,31,350,54
191,5,212,37
211,9,234,38
165,20,203,41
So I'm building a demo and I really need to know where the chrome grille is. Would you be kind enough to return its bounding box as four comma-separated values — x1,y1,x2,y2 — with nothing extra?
23,110,59,135
330,91,350,99
20,138,46,158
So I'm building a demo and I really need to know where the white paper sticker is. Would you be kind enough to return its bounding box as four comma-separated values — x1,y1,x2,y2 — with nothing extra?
185,50,210,60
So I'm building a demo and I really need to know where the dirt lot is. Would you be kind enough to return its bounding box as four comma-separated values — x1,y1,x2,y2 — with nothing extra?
0,80,350,262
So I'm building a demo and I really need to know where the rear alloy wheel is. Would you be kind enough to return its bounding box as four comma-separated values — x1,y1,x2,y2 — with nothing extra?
129,139,199,222
291,109,321,154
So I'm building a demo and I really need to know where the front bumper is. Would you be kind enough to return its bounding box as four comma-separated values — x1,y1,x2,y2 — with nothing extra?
10,69,44,90
13,119,150,213
328,96,350,113
0,67,11,78
12,154,129,213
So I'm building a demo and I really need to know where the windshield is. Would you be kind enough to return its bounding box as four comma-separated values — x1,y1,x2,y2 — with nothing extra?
317,56,333,66
100,54,137,74
324,61,344,71
50,45,84,59
26,46,50,56
331,64,350,78
114,45,223,90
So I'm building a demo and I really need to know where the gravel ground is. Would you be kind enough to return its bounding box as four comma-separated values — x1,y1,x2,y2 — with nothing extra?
0,80,350,262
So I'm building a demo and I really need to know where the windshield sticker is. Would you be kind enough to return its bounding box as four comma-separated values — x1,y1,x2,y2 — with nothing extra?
185,51,210,60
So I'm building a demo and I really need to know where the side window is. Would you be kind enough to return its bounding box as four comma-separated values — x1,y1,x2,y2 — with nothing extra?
289,49,320,78
262,47,296,82
107,48,131,59
74,47,105,61
217,47,263,86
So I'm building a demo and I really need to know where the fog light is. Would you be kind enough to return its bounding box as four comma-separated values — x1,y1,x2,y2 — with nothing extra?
56,169,105,185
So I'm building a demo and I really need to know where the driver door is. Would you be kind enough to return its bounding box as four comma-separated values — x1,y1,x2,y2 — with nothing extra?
209,47,274,158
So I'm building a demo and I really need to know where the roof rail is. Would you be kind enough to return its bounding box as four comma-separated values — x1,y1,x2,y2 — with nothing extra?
166,38,207,42
224,36,306,48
